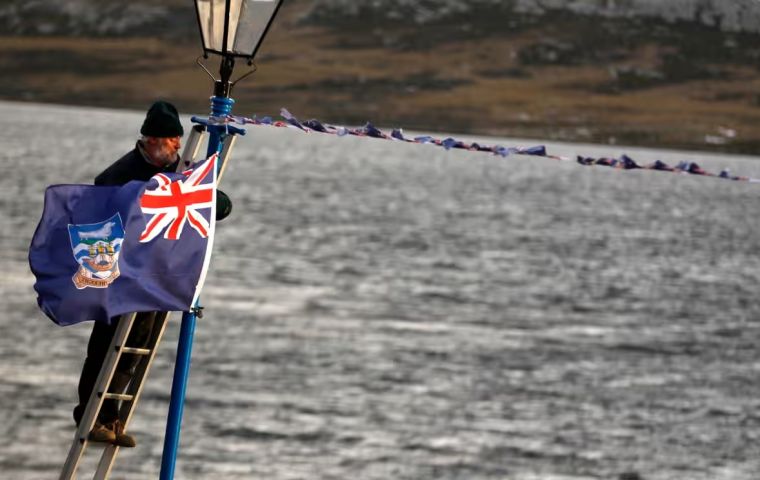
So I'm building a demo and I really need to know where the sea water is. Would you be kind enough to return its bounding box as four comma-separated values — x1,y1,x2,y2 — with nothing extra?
1,101,759,480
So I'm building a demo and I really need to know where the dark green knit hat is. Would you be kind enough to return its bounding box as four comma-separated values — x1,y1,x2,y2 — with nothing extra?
141,101,184,137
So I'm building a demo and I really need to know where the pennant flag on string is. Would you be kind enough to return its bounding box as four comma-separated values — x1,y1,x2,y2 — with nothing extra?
218,109,760,183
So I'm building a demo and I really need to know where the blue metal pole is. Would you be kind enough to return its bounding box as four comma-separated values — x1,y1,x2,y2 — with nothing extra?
205,96,235,158
159,311,196,480
159,94,235,480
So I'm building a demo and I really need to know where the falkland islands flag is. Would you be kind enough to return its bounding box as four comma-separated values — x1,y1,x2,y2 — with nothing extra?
29,155,217,326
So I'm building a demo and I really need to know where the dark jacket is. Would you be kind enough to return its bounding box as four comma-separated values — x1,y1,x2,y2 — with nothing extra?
95,143,178,187
95,142,231,220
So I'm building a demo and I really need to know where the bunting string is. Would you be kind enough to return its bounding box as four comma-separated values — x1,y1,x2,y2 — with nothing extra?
197,108,760,184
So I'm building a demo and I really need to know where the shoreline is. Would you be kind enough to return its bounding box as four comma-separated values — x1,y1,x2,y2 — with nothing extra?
3,97,759,161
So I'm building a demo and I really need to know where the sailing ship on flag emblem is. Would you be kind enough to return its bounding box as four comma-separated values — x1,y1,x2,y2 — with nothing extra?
67,213,124,289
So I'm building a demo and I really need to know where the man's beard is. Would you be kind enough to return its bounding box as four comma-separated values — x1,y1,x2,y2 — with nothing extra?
153,145,178,167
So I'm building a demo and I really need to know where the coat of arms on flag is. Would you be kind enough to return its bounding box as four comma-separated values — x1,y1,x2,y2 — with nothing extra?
68,213,124,289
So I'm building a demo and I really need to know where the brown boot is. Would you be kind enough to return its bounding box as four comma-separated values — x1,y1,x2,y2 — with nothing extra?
88,422,116,444
109,419,136,448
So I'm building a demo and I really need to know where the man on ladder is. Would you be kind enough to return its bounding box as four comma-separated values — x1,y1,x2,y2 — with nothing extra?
71,100,232,447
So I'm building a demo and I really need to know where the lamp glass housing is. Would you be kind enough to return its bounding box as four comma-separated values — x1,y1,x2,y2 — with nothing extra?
196,0,281,59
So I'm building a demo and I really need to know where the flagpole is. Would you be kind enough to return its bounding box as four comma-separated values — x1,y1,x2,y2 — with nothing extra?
159,90,234,480
159,2,284,477
159,310,197,480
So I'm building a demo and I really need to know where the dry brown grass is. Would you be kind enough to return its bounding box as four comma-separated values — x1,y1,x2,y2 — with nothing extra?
2,14,760,153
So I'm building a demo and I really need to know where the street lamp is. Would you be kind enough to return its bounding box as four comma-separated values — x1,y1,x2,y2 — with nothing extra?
194,0,284,97
192,0,284,157
159,3,284,479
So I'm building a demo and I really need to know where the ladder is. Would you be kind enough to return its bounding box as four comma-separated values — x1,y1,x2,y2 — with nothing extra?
59,124,240,479
59,312,171,480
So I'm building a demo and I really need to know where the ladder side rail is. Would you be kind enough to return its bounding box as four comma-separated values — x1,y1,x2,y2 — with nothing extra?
59,313,137,480
180,125,208,168
217,133,238,183
94,312,172,480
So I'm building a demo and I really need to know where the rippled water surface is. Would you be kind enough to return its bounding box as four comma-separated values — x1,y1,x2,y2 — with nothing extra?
1,101,759,480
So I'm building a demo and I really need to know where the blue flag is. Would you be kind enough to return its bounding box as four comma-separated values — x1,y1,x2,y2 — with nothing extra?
29,155,218,326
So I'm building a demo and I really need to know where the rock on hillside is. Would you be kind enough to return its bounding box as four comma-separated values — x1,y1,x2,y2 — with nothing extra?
301,0,760,33
0,0,192,37
4,0,760,37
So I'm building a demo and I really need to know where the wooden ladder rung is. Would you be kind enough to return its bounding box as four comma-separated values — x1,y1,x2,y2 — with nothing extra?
102,393,134,402
119,347,151,355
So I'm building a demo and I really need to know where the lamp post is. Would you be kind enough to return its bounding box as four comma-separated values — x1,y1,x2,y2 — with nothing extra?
195,0,285,156
159,2,284,479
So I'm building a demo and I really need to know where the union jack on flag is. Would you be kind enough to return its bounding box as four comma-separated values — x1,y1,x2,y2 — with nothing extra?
139,154,217,243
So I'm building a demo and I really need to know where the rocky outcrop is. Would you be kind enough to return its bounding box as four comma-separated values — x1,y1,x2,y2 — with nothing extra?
516,0,760,33
4,0,760,37
0,0,191,37
301,0,760,33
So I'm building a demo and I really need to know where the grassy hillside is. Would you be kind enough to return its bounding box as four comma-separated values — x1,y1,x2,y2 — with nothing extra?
2,0,760,153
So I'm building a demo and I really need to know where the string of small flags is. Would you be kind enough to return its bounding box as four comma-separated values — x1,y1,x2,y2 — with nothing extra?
198,108,760,183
